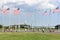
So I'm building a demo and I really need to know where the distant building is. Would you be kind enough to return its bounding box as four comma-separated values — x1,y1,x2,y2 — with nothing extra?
55,25,60,29
20,24,30,28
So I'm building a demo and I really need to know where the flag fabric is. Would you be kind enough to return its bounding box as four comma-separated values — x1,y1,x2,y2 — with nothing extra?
43,11,47,16
2,8,10,14
53,7,59,13
14,8,20,15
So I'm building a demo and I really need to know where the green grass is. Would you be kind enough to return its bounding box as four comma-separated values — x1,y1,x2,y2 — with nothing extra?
0,32,60,40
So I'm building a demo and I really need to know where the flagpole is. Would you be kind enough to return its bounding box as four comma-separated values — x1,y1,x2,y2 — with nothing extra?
49,9,51,27
18,15,20,31
14,15,17,32
43,10,47,27
14,8,16,32
32,13,34,31
18,25,20,31
0,6,3,32
14,8,20,32
32,14,34,28
58,11,59,25
17,13,20,31
1,4,5,32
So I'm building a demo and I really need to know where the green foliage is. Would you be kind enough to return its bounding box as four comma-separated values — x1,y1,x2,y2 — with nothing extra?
0,25,3,28
20,24,30,28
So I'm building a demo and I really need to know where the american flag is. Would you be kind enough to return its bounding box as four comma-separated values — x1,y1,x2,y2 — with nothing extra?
14,8,20,15
53,7,59,13
2,8,10,14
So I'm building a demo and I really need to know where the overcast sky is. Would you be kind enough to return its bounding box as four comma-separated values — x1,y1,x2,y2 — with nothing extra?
0,0,60,27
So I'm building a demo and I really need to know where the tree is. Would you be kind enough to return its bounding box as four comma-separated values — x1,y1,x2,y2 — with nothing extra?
0,25,3,28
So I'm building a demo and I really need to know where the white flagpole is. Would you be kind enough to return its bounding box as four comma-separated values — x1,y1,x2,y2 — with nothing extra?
18,25,20,31
49,9,51,27
2,26,5,32
32,13,34,28
1,4,5,32
15,25,17,32
56,7,59,25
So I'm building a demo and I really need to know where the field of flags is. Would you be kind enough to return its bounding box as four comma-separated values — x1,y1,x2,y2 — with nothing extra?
0,7,59,15
0,7,20,15
0,4,59,15
0,5,60,32
0,5,60,27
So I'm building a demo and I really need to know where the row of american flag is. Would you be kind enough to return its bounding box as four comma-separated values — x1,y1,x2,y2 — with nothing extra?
0,6,59,15
43,7,59,16
0,7,20,15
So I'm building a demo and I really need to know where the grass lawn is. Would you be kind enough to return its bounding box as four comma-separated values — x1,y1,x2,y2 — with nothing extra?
0,32,60,40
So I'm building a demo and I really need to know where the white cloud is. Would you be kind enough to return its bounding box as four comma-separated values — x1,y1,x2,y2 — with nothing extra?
0,0,57,9
17,1,25,5
0,0,43,5
38,0,56,9
40,3,56,9
22,0,42,6
47,4,56,9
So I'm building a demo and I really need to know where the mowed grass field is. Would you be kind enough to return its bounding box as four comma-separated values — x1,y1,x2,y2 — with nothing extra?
0,32,60,40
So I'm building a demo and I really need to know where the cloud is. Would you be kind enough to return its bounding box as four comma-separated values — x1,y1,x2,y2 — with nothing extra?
21,0,42,6
47,3,56,9
40,3,56,9
37,0,56,9
0,0,49,6
0,0,58,9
